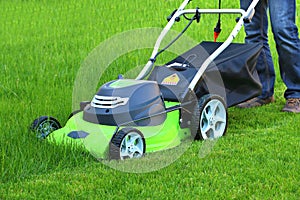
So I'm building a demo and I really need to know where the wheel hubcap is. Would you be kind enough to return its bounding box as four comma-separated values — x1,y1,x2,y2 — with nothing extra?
37,120,59,139
120,132,144,159
200,99,226,139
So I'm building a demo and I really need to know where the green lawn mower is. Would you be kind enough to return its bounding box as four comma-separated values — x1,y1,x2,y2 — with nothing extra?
30,0,262,160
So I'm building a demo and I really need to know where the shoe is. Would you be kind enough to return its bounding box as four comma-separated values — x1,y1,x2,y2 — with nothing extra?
236,96,274,108
281,98,300,113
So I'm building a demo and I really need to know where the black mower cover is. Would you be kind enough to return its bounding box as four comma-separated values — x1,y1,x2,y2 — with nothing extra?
148,41,262,107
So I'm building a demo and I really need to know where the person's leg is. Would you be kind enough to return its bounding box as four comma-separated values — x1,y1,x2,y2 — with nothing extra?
269,0,300,112
237,0,275,108
269,0,300,97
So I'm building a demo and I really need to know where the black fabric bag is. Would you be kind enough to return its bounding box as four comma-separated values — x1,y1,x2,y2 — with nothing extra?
148,41,262,107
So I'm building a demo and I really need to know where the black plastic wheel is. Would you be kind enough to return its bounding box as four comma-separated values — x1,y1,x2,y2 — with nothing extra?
193,94,228,140
30,116,62,139
109,128,145,160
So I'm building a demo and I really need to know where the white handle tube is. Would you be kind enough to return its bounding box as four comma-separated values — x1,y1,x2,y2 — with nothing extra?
136,0,191,80
188,0,260,91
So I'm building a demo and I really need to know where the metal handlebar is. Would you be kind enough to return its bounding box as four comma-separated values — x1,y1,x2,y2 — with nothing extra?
136,0,260,81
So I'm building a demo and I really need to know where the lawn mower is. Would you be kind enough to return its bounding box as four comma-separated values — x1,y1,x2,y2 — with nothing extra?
30,0,262,160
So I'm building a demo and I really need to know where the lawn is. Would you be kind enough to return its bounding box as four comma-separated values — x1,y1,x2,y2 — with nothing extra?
0,0,299,199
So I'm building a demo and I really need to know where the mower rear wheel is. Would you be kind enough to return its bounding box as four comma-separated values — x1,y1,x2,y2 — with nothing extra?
195,94,228,140
109,128,145,160
30,116,62,139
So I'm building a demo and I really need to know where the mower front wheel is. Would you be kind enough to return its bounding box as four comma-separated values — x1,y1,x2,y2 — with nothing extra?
109,128,145,160
30,116,62,139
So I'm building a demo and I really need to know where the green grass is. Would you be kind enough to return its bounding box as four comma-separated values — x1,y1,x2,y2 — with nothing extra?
1,0,299,199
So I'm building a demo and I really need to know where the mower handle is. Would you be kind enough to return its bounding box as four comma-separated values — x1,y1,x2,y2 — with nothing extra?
136,0,191,80
187,0,259,93
136,0,260,81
